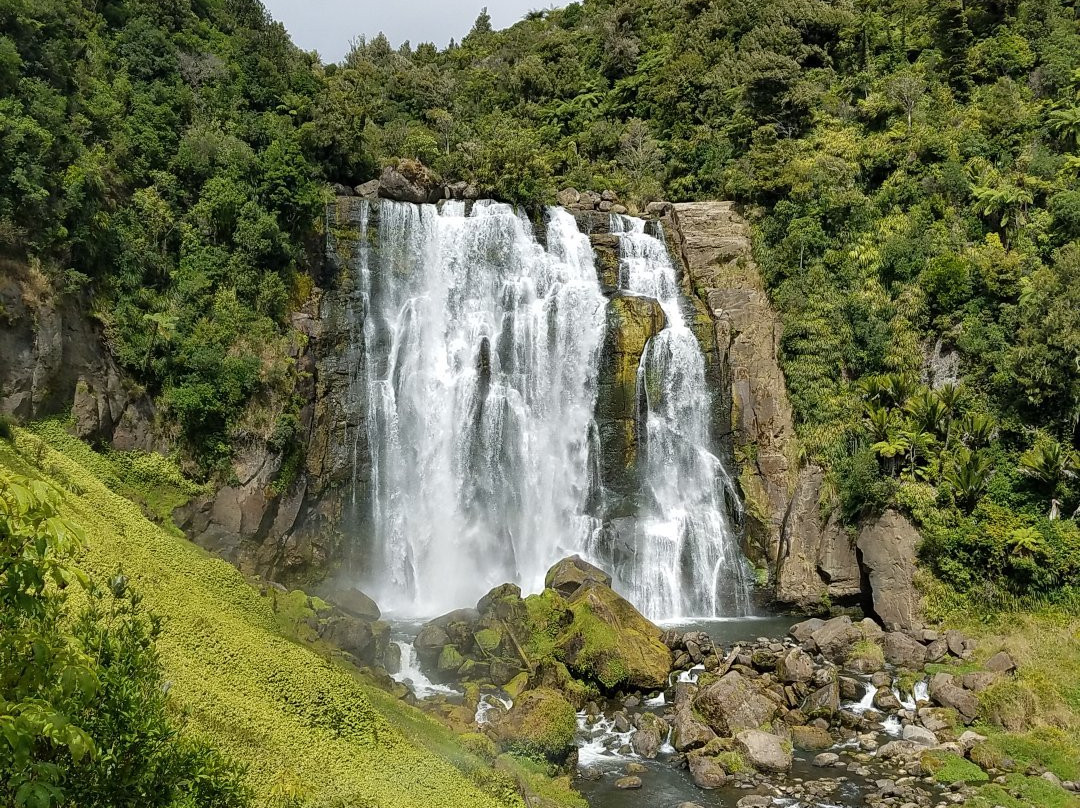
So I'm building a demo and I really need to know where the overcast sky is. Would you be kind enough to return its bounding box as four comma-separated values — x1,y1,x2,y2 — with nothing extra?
262,1,568,63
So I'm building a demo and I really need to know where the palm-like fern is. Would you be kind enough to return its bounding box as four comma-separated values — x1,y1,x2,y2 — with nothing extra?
1018,439,1079,515
944,447,993,510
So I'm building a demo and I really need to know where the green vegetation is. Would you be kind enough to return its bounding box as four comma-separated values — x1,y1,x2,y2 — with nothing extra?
0,427,524,808
0,460,247,807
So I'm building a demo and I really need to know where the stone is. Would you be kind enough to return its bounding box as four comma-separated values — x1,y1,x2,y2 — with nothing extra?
614,776,642,789
494,688,577,766
694,671,779,736
810,616,863,662
925,638,949,663
324,585,381,621
601,189,619,202
556,187,581,207
929,674,978,721
556,580,673,691
946,630,967,658
814,752,841,767
789,618,825,645
805,681,840,718
776,465,861,608
611,204,628,215
378,160,440,204
736,798,773,808
776,647,815,682
791,725,833,750
918,707,953,733
644,201,673,217
877,740,920,761
625,762,647,774
672,707,716,752
957,730,987,751
961,671,1002,693
873,686,902,712
631,714,665,759
735,729,793,772
687,753,728,788
354,179,380,198
330,182,354,196
839,676,864,701
544,555,612,599
984,651,1017,674
884,631,927,669
902,725,938,746
856,510,924,631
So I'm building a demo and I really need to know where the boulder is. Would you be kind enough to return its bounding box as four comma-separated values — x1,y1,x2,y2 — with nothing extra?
810,616,863,662
631,713,666,759
672,706,716,752
614,776,642,790
946,630,968,657
544,555,612,599
776,647,814,683
902,725,937,747
687,753,727,789
925,638,949,663
788,618,825,645
378,160,440,204
494,688,577,766
354,179,380,198
556,580,672,691
694,671,779,736
873,686,902,712
928,674,978,721
735,729,793,772
856,510,924,631
883,631,927,669
556,188,581,207
985,651,1017,674
813,752,840,767
323,585,381,621
791,725,833,750
961,671,1002,693
805,681,840,719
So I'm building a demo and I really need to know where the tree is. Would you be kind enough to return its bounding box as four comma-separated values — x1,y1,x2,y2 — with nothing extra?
887,70,926,134
944,447,993,511
1049,106,1080,149
1018,437,1079,516
618,118,664,202
0,469,250,808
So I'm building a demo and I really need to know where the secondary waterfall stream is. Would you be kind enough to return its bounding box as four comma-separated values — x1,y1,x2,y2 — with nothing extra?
340,199,751,618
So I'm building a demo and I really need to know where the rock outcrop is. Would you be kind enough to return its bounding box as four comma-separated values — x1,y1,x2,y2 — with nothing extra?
667,202,798,569
593,293,666,516
856,509,924,630
775,465,861,610
0,268,160,451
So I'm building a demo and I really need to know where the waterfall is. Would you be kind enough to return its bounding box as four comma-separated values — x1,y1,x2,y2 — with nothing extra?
604,215,752,618
350,199,606,615
340,199,751,618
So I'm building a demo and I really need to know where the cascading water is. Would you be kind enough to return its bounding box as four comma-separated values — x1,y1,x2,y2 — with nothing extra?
351,199,606,615
602,215,753,618
340,198,752,619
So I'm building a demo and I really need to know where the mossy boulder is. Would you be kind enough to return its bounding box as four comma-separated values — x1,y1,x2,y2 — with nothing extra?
494,687,578,766
921,750,990,784
545,555,612,599
555,581,672,691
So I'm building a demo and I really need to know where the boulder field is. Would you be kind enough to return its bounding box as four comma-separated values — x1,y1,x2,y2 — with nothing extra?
288,556,1075,805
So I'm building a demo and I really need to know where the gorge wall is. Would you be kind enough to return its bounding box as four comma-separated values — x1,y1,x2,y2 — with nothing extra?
0,188,923,628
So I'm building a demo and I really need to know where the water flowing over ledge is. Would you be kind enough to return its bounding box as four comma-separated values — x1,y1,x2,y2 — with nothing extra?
338,199,751,619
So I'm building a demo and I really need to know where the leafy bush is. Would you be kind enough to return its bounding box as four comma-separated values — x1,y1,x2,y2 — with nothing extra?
0,470,250,808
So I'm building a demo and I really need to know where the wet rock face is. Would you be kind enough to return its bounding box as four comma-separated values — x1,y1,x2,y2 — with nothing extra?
667,201,797,568
593,293,666,516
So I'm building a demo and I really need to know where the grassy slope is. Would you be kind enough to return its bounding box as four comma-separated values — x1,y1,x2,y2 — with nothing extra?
1,426,523,808
934,610,1080,808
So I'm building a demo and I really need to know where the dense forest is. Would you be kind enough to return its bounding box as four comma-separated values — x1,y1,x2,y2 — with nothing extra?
5,0,1078,604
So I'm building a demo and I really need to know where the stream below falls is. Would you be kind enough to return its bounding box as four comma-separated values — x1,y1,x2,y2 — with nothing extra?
388,616,948,808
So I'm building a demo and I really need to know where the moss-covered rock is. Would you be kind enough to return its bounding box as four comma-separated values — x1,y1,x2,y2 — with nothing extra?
920,750,990,784
555,581,672,691
494,687,578,767
544,555,612,599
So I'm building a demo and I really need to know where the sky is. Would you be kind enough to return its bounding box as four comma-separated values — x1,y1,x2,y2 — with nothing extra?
262,1,569,63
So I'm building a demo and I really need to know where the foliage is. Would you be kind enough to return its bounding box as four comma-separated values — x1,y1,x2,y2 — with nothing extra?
0,467,248,808
0,428,525,808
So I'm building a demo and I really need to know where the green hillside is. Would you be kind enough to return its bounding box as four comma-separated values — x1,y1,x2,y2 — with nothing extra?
0,425,524,808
